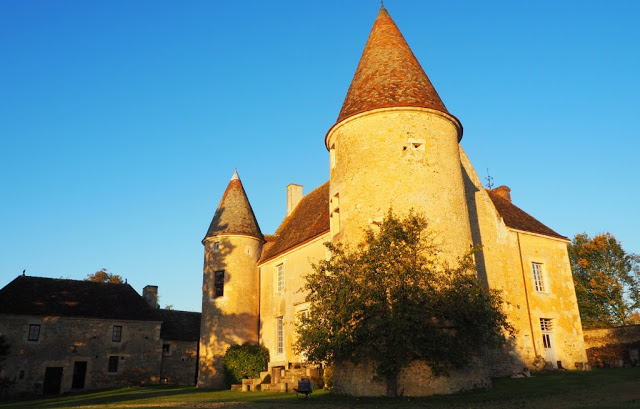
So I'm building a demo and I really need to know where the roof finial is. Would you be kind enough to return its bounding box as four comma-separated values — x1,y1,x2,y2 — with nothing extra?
485,169,494,189
381,0,384,7
231,168,240,181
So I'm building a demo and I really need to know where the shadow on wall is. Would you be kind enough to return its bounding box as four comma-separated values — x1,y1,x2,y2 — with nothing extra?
461,164,488,288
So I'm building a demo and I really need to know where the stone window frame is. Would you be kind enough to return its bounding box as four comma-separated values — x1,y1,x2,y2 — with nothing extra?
162,343,171,357
107,355,119,373
28,324,40,341
214,270,225,298
531,262,546,293
112,325,123,342
276,316,284,355
276,264,285,293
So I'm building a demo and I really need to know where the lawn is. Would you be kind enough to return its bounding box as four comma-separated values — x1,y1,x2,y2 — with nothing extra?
1,368,639,409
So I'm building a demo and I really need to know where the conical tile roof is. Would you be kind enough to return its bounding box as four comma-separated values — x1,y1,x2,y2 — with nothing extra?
335,6,451,125
203,170,263,241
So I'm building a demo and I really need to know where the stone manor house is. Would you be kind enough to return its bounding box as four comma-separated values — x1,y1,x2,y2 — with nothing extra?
197,6,587,396
0,6,589,397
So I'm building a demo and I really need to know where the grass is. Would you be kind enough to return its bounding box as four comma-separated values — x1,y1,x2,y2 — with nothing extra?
1,368,640,409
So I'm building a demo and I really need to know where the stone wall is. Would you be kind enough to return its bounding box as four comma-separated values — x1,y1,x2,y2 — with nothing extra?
0,314,162,396
583,326,640,368
160,340,198,385
333,359,490,397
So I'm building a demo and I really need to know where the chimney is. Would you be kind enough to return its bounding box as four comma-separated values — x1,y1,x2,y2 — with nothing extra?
493,185,512,202
287,184,303,216
143,285,158,309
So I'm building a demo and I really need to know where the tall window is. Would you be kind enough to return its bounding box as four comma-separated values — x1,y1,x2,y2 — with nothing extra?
277,264,284,293
112,325,122,342
330,144,336,169
214,270,225,297
276,316,284,355
108,356,119,373
531,262,545,292
28,324,40,341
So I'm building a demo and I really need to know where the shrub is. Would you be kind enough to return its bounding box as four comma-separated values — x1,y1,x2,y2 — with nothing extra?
223,343,270,387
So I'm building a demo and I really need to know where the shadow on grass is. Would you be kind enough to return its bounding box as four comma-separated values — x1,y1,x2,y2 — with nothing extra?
2,369,640,409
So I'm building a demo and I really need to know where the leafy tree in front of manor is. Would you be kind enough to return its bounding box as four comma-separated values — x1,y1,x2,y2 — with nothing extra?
569,232,640,328
296,210,514,397
85,268,124,284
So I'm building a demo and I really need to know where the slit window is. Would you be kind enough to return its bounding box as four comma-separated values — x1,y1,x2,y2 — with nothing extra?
214,270,225,297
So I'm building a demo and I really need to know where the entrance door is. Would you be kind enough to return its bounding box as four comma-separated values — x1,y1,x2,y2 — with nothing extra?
540,318,558,368
72,361,87,389
43,367,63,394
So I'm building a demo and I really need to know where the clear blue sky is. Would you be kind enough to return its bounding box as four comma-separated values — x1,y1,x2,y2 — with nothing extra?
1,1,638,312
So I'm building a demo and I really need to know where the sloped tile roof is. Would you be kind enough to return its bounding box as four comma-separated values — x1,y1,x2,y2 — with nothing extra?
260,181,330,262
204,171,263,241
335,7,453,127
157,309,201,342
0,275,160,321
487,189,567,240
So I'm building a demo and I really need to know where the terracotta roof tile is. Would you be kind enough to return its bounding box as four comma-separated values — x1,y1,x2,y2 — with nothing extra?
0,276,160,321
487,190,567,240
260,182,330,262
157,309,201,342
204,171,263,241
335,7,451,126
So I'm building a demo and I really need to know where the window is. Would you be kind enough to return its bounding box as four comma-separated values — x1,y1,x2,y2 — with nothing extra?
163,344,171,357
531,262,545,292
108,356,119,373
28,324,40,341
276,316,284,355
112,325,122,342
330,193,340,235
276,264,284,293
214,270,225,297
330,144,336,169
540,318,553,332
213,241,220,252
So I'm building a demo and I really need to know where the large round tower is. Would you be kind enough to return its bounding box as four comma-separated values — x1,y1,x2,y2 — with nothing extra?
326,6,472,262
198,170,263,389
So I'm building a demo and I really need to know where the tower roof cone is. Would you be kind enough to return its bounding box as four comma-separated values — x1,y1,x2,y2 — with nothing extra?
203,170,263,242
334,6,455,127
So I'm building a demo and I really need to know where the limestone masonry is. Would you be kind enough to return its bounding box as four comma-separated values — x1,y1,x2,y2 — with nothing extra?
197,6,588,396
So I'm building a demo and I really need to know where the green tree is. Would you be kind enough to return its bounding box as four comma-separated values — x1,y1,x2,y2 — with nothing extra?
569,233,640,328
296,210,513,397
85,268,124,284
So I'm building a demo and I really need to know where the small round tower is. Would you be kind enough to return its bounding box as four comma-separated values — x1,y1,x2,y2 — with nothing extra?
326,6,472,262
198,170,263,389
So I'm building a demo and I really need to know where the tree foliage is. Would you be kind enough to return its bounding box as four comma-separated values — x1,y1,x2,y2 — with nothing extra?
569,232,640,328
223,343,270,387
296,210,513,397
85,268,124,284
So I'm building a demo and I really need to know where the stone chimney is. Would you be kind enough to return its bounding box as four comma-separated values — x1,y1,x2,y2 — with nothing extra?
287,184,303,216
143,285,158,309
493,185,512,202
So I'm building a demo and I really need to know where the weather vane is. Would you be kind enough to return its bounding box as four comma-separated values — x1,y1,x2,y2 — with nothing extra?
485,169,494,189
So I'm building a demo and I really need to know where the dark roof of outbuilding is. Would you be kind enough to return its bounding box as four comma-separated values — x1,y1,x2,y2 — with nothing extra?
333,7,457,132
487,190,567,240
157,309,201,342
0,275,160,321
204,171,263,242
260,181,330,262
